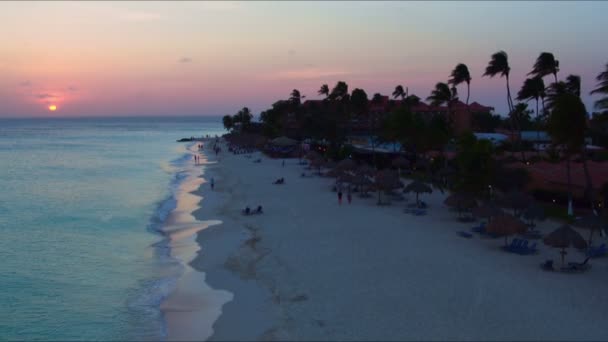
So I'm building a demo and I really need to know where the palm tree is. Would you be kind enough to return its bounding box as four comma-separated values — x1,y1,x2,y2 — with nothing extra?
290,89,301,105
590,62,608,112
329,81,349,101
392,85,406,100
517,77,545,153
448,63,472,106
529,52,560,83
547,92,588,216
483,51,514,113
318,84,329,99
565,74,581,97
427,82,457,147
510,103,532,161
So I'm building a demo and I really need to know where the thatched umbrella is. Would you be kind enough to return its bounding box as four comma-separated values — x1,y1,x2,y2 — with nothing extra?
271,136,298,146
374,170,403,204
356,164,375,177
334,159,357,173
499,190,533,217
573,214,607,246
403,180,433,206
472,202,503,221
486,214,527,246
392,156,410,175
544,225,588,267
522,203,546,228
445,192,477,210
352,174,373,197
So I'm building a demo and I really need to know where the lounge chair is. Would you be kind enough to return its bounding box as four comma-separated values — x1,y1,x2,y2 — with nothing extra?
541,259,554,271
255,206,263,214
471,223,486,233
242,207,252,215
564,257,592,272
587,243,607,258
413,209,427,216
457,231,473,238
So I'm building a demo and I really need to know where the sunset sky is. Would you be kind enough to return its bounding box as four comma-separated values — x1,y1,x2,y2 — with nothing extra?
1,1,607,118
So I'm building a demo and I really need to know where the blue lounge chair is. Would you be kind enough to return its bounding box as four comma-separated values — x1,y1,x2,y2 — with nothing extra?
457,231,473,238
587,243,607,258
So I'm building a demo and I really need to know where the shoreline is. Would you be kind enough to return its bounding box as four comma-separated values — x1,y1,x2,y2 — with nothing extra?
159,141,233,341
184,138,608,341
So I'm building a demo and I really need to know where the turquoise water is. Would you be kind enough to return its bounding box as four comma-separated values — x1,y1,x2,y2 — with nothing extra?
0,117,224,341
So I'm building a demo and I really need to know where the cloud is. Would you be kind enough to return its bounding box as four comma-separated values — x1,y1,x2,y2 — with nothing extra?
178,57,193,63
36,93,55,99
270,68,351,80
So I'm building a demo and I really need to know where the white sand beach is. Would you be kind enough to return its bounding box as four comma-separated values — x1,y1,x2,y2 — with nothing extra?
182,139,608,341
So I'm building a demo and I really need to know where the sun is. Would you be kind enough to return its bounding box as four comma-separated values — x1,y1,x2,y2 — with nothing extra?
48,105,57,111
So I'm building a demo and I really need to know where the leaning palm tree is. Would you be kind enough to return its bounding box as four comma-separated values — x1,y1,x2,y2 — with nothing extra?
483,51,514,113
590,62,608,112
427,82,457,128
392,85,406,100
290,89,301,105
517,77,545,152
565,74,581,97
547,92,589,216
529,52,560,83
448,63,472,106
318,84,329,99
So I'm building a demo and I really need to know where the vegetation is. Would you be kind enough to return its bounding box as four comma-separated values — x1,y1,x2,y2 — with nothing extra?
224,52,608,217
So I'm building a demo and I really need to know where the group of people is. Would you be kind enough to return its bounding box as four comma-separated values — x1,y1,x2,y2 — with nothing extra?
197,143,204,150
193,154,201,164
243,205,263,215
337,185,353,205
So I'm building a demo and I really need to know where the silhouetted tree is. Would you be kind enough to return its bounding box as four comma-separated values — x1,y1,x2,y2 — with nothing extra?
529,52,560,83
590,62,608,113
483,51,514,113
449,63,472,106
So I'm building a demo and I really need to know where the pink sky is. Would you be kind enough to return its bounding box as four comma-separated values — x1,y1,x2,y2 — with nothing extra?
0,1,607,118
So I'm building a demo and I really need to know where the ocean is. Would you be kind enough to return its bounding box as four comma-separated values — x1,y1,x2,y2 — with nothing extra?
0,116,225,341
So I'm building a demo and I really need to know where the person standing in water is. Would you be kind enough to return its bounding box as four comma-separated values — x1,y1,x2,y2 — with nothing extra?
337,188,343,205
210,177,215,190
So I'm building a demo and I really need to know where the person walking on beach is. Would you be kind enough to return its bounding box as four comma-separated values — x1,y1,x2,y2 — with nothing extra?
338,189,343,205
210,177,215,191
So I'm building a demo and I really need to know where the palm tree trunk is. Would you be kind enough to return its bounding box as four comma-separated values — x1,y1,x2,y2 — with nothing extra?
566,154,573,216
466,82,470,106
581,146,595,211
554,72,558,84
506,74,514,112
536,98,540,157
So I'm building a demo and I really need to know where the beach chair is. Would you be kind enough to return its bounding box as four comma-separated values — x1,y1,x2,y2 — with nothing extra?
586,243,607,258
471,223,486,233
457,231,473,238
563,257,592,272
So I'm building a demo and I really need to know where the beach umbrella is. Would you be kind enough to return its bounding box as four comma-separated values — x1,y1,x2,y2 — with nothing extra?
334,159,357,173
573,214,607,246
472,202,503,220
356,164,376,177
444,192,477,219
486,214,527,246
544,225,588,267
499,190,533,216
403,180,433,206
271,136,298,147
374,170,403,204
